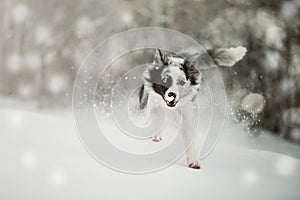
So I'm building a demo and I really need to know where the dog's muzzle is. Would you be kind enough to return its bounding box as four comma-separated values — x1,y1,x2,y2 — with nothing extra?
166,92,177,107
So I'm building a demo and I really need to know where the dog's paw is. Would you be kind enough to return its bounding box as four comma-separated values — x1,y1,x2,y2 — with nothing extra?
188,161,200,169
151,134,162,143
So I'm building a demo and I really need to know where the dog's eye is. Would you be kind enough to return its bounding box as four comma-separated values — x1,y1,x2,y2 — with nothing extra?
162,77,168,83
178,80,186,86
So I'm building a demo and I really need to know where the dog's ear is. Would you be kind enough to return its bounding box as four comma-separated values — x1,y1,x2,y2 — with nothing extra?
207,46,247,67
153,48,165,64
177,51,201,67
183,61,201,86
176,51,202,86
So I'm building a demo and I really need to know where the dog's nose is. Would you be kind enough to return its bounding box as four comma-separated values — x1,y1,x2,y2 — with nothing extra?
168,92,176,99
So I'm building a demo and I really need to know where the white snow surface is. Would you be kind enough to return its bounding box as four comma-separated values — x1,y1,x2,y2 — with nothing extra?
0,107,300,200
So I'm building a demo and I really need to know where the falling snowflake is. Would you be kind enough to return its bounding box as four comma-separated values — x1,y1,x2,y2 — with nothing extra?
279,78,295,95
6,53,21,73
122,12,133,24
18,84,33,98
280,1,299,20
12,3,30,23
48,75,67,94
242,169,258,185
290,128,300,142
44,51,56,64
75,16,95,37
263,50,281,71
265,26,285,49
49,170,66,186
8,111,24,127
34,25,53,46
276,155,297,176
21,151,37,168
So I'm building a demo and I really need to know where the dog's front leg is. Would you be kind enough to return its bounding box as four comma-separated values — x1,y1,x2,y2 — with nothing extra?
149,105,164,142
181,104,200,169
144,99,163,143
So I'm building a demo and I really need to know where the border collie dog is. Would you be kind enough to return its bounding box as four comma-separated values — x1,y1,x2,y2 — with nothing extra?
139,47,247,169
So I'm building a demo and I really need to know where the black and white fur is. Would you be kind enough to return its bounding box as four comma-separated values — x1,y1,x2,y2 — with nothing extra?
139,47,247,169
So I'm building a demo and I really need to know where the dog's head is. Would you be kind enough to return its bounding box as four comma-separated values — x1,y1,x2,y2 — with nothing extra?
142,47,246,108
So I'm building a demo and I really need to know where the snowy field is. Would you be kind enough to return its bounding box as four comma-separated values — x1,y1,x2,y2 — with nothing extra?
1,106,300,200
1,0,300,199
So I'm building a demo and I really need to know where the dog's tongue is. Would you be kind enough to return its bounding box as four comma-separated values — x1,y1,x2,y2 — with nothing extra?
167,100,175,106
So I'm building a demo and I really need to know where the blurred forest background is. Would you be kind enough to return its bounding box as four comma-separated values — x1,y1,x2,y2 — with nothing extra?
0,0,299,143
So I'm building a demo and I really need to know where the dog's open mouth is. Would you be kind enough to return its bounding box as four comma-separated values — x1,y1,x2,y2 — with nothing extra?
166,100,176,107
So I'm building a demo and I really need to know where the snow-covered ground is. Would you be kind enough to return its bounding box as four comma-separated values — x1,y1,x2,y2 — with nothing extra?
0,107,300,200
